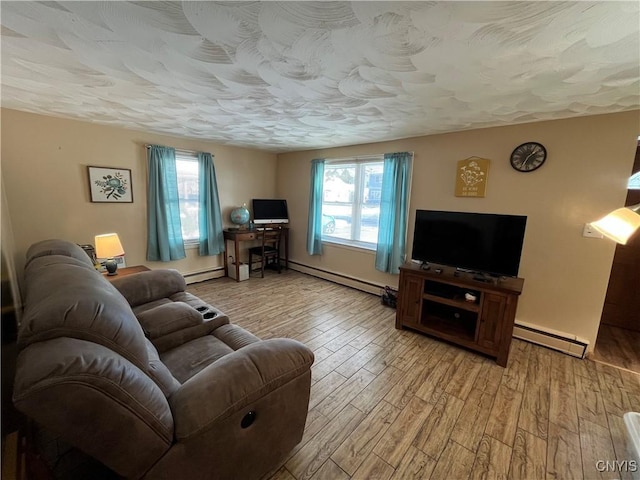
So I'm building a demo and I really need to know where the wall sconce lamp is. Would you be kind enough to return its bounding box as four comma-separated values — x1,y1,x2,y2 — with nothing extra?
591,203,640,245
95,233,125,275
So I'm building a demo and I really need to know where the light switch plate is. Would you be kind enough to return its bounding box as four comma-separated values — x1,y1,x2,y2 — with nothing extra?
583,223,604,238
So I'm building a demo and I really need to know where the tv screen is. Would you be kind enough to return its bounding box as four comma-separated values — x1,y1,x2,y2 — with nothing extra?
411,210,527,277
252,199,289,224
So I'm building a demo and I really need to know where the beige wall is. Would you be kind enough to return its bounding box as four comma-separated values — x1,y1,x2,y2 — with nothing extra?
277,111,640,350
3,108,638,350
1,108,278,278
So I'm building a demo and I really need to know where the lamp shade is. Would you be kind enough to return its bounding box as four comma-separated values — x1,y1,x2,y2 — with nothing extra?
95,233,125,258
591,204,640,245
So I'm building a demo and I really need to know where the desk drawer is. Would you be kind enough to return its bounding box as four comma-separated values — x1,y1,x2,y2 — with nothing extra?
224,230,258,241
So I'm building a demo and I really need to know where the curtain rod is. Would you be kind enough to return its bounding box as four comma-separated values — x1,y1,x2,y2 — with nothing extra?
326,152,414,163
326,154,384,164
144,145,413,160
144,144,201,156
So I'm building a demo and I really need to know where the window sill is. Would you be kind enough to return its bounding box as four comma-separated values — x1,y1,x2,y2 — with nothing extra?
322,237,376,253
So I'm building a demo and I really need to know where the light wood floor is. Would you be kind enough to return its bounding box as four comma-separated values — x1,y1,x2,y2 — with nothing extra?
188,270,640,480
593,324,640,374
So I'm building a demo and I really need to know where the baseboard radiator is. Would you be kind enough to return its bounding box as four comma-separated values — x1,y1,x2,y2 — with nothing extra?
513,321,589,358
288,261,386,296
182,267,225,285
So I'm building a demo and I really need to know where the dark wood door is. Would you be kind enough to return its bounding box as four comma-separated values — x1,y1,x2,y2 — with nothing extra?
478,293,507,350
396,273,423,327
600,144,640,332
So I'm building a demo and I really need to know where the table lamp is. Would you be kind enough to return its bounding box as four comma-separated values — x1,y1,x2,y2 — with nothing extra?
95,233,125,275
591,203,640,244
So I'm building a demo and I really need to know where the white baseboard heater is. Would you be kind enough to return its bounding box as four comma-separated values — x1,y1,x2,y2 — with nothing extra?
289,261,385,296
513,321,589,358
182,267,224,285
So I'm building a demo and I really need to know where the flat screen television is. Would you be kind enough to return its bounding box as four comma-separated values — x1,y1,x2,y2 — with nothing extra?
252,199,289,225
411,210,527,277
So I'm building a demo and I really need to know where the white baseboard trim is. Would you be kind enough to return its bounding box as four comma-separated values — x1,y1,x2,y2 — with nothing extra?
288,261,386,296
182,267,225,284
513,321,589,358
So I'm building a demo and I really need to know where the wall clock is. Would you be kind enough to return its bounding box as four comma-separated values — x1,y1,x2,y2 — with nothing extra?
510,142,547,172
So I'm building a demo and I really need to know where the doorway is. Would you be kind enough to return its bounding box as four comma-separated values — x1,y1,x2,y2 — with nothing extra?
592,142,640,373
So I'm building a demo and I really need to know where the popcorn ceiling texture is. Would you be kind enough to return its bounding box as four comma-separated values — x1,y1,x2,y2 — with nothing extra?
1,1,639,152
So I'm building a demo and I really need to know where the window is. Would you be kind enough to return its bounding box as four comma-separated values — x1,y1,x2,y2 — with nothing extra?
322,158,384,248
175,153,199,243
629,171,640,190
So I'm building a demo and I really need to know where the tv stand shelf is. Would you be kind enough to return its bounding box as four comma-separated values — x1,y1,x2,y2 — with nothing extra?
396,263,524,367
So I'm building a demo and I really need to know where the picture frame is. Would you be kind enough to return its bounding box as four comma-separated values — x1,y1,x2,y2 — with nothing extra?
88,166,133,203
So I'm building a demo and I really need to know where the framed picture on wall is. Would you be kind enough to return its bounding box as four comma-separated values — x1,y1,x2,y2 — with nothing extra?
88,166,133,203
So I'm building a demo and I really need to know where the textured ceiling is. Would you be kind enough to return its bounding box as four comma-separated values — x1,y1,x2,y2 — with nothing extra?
1,1,639,152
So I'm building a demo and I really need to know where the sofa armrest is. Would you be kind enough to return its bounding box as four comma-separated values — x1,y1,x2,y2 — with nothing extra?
169,338,314,441
135,302,230,353
110,270,186,307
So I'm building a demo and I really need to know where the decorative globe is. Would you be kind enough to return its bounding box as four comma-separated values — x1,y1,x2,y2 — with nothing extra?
230,204,250,226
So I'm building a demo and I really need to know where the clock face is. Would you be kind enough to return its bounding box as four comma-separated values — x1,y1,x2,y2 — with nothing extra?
510,142,547,172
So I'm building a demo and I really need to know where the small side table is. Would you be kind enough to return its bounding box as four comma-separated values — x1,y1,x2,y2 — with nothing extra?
102,265,150,281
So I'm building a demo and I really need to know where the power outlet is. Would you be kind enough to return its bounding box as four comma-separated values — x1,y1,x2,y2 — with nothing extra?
583,223,604,238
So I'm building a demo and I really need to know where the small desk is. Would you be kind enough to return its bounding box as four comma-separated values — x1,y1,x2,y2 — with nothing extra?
103,265,150,281
223,227,289,281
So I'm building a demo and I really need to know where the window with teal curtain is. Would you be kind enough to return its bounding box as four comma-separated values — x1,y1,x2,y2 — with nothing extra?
147,145,186,261
307,159,325,255
375,152,413,274
197,152,224,256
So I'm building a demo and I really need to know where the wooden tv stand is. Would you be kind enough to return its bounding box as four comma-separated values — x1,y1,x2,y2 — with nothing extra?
396,263,524,367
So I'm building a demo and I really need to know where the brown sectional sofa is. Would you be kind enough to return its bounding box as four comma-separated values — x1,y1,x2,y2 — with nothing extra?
13,239,314,479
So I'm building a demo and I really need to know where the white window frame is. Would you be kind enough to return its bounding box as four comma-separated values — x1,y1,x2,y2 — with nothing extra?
175,152,200,246
321,156,384,251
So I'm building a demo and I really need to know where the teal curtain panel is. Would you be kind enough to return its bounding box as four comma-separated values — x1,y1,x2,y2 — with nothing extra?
375,152,413,274
146,145,186,261
197,152,225,256
307,158,325,255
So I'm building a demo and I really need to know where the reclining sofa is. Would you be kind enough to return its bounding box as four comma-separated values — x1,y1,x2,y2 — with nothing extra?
12,239,314,479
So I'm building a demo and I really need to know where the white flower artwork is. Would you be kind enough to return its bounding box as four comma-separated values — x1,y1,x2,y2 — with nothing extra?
88,166,133,203
456,158,490,198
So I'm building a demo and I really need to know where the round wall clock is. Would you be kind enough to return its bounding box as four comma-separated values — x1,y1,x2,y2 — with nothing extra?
510,142,547,172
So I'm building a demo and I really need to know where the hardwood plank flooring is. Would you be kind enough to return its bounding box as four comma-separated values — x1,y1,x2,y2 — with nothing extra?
592,324,640,373
188,270,640,480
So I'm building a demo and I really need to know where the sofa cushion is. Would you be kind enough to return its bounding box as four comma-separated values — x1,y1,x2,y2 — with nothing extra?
132,298,172,314
145,339,181,396
161,336,235,384
14,337,174,479
137,302,204,339
110,270,187,307
213,324,261,350
26,239,94,269
19,255,149,371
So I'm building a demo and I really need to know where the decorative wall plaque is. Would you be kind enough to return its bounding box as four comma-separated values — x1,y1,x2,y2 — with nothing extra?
455,157,490,197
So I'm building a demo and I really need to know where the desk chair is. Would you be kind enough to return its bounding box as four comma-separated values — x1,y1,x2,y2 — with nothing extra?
248,227,283,278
